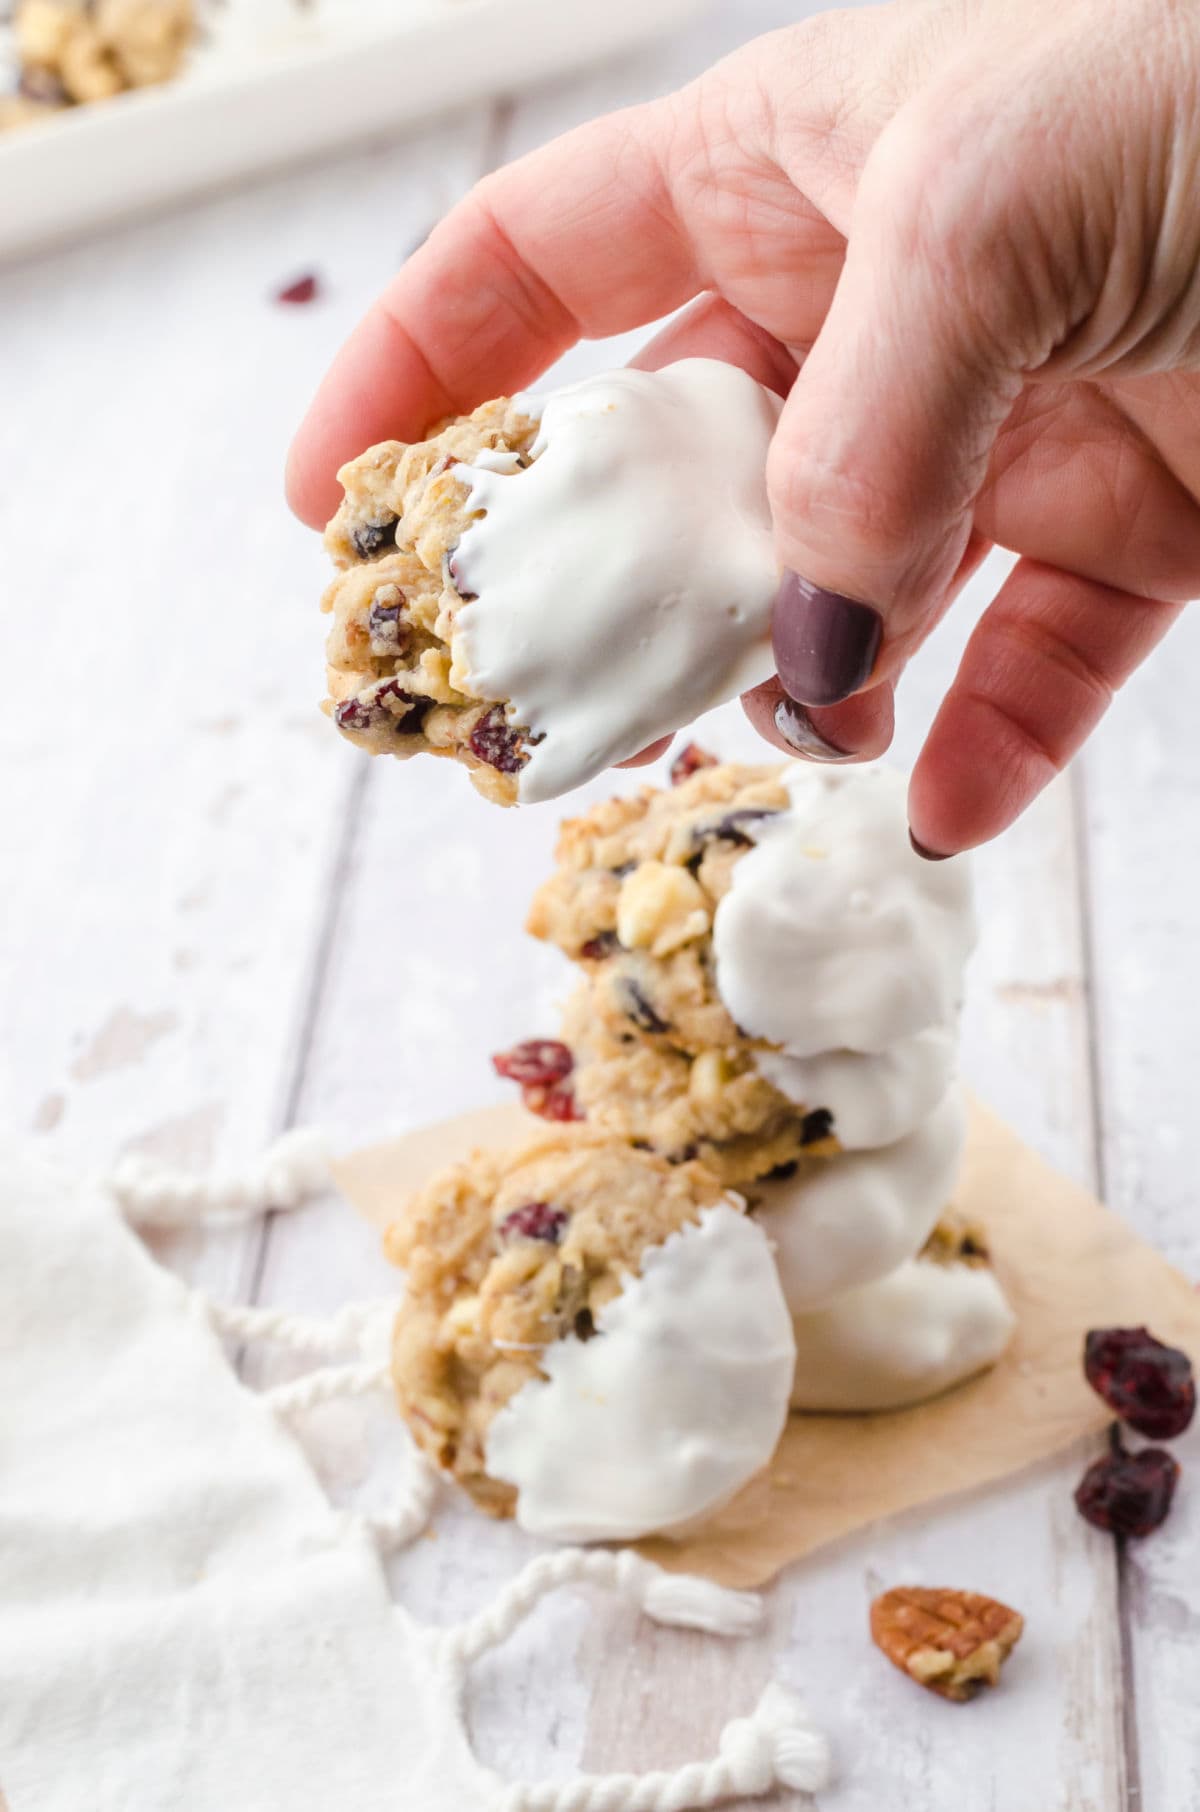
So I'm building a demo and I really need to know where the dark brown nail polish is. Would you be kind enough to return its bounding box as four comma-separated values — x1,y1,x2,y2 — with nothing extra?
773,573,883,707
774,696,857,763
909,830,951,862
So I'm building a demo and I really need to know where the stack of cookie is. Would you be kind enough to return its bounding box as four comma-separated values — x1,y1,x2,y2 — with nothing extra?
519,755,1013,1389
385,757,1015,1542
319,363,1014,1542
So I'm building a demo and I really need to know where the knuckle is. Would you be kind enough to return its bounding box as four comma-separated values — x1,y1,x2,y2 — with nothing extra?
859,82,1070,370
768,434,919,573
964,690,1064,806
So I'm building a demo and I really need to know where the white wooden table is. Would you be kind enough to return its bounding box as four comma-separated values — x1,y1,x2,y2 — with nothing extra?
3,3,1198,1805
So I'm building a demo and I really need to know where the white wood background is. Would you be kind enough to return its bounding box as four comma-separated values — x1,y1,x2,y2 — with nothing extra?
3,2,1198,1805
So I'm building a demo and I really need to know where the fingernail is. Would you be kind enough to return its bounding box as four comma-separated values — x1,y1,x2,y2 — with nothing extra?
774,696,857,763
773,573,883,707
909,829,951,862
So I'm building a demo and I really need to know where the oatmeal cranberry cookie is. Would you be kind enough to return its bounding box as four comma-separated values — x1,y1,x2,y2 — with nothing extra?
527,761,791,1053
321,398,543,805
528,758,975,1155
492,1005,839,1187
747,1085,968,1315
13,0,193,106
919,1208,993,1270
385,1127,794,1538
387,1128,726,1516
321,361,785,806
787,1208,1016,1413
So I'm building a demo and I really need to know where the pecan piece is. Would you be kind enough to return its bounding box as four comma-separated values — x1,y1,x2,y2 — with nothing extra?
870,1586,1024,1702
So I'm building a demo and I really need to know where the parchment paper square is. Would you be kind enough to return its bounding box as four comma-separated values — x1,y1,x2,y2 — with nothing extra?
335,1100,1200,1588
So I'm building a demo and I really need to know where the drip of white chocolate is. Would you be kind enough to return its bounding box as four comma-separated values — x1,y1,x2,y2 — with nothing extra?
712,765,975,1150
751,1085,967,1316
786,1254,1016,1412
451,360,783,804
484,1203,795,1542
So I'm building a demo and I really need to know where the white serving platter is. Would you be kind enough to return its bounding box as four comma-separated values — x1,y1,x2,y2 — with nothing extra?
0,0,708,263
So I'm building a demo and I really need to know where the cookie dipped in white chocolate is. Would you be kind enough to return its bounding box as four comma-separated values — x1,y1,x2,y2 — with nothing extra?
451,360,782,804
484,1202,794,1542
751,1085,967,1316
787,1255,1016,1413
754,1027,958,1152
712,765,976,1149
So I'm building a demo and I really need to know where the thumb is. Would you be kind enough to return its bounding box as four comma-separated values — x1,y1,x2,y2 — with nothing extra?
768,94,1050,707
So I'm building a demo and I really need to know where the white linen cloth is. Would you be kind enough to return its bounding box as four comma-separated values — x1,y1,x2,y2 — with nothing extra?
0,1139,830,1812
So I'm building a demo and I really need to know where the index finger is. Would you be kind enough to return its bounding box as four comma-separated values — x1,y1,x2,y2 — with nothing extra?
285,104,701,527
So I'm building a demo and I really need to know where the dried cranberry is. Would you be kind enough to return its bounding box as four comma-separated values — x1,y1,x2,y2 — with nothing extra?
1084,1326,1196,1439
521,1079,583,1122
367,589,407,653
333,697,374,733
498,1202,567,1244
670,743,718,786
19,66,67,104
492,1040,574,1087
351,515,399,559
618,979,671,1035
1075,1426,1180,1539
334,682,427,736
275,272,320,305
579,931,620,961
469,705,527,773
801,1108,835,1146
376,682,427,734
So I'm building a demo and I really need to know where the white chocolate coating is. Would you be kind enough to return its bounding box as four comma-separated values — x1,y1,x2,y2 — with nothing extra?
712,765,975,1150
452,360,782,804
484,1203,795,1542
752,1086,967,1316
753,1026,958,1152
787,1257,1016,1412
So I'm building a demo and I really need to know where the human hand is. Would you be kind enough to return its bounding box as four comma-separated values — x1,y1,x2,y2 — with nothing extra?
288,0,1200,852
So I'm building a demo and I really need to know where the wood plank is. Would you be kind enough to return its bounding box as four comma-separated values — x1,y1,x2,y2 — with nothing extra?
1078,601,1200,1812
0,107,491,1305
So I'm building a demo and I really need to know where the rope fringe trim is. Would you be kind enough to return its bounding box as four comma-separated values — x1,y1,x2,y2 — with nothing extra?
496,1686,830,1812
208,1299,440,1554
124,1135,432,1550
447,1549,762,1666
206,1296,394,1361
438,1548,832,1810
105,1126,332,1227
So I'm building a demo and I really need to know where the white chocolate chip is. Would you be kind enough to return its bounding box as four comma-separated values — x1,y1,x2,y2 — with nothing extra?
616,862,711,958
689,1049,729,1106
443,1295,481,1339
